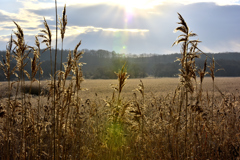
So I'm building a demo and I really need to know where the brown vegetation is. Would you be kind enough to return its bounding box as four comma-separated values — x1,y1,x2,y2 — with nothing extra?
0,4,239,160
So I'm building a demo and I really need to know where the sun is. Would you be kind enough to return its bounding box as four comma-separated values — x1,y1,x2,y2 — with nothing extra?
117,0,151,22
117,0,154,9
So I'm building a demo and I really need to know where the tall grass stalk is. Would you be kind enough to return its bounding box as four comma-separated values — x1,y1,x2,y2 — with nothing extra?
208,57,215,129
12,21,31,159
53,0,58,158
0,34,16,159
38,18,52,77
110,63,130,122
172,13,202,158
136,80,145,154
34,35,43,159
59,4,67,73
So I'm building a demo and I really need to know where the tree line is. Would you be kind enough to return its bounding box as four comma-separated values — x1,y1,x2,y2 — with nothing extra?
0,49,240,81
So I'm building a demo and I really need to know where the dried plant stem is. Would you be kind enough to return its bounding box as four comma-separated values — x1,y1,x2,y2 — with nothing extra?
54,0,58,159
60,42,63,72
184,36,189,159
172,13,203,159
36,38,42,159
0,34,14,160
212,79,214,129
139,80,145,154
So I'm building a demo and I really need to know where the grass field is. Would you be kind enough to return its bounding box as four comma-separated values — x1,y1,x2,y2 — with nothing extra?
80,77,240,99
1,77,238,102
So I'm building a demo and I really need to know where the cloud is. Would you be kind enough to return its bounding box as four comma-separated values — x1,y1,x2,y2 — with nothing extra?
17,0,55,10
0,1,239,54
158,0,240,6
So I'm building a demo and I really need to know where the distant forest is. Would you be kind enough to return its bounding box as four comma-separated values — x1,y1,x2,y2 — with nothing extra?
0,49,240,81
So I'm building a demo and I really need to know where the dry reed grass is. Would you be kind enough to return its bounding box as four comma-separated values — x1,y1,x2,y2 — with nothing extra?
0,5,239,160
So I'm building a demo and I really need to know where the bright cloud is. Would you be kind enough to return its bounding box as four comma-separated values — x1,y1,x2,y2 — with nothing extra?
17,0,54,10
65,26,149,36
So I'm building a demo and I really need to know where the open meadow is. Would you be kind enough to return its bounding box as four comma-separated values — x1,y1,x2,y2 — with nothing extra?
1,77,239,103
80,77,240,100
0,77,240,159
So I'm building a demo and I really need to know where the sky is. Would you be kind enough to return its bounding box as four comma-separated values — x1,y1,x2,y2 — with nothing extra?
0,0,240,54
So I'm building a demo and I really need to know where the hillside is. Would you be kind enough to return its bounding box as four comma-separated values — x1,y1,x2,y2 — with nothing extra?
0,49,240,81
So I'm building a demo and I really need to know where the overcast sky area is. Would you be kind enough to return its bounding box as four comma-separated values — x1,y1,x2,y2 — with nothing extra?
0,0,240,54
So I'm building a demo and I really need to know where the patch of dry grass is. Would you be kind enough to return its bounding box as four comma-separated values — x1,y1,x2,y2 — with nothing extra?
78,77,240,100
